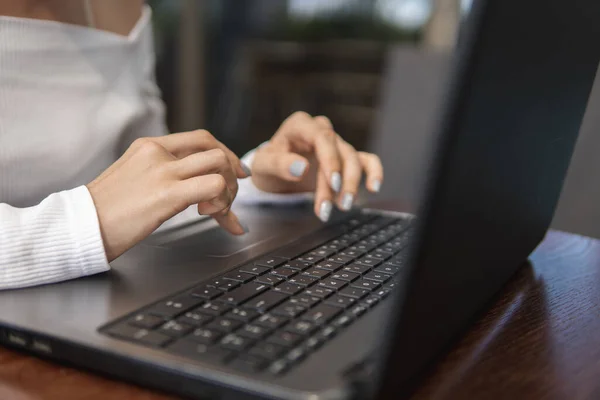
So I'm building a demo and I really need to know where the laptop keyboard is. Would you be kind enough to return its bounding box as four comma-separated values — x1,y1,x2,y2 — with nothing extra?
100,213,413,376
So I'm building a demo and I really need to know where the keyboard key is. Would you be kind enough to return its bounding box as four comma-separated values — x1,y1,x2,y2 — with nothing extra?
318,278,347,291
268,359,289,375
384,280,399,290
309,247,337,258
285,347,307,363
267,331,302,347
255,274,284,286
271,301,306,318
385,257,406,268
244,291,288,312
239,265,269,276
168,340,233,363
363,271,391,283
339,248,366,258
331,271,360,282
220,333,254,351
219,282,269,305
352,243,373,253
332,314,353,328
351,279,380,291
189,328,223,344
254,256,287,268
205,317,243,333
338,287,369,299
349,304,368,318
222,271,255,283
273,282,303,295
270,267,297,279
303,287,334,298
249,342,286,361
297,254,325,264
190,286,222,300
285,260,312,271
373,264,400,275
284,320,317,336
302,267,330,279
374,288,392,298
177,311,213,326
148,295,204,318
315,325,337,342
237,324,270,340
216,281,240,291
205,277,228,289
105,325,171,347
291,294,320,308
225,308,259,322
315,261,344,271
288,274,318,287
379,245,398,254
158,320,194,337
129,313,164,329
321,242,345,251
325,294,357,308
229,355,268,373
327,255,354,265
363,296,380,308
303,336,324,352
355,256,382,267
343,264,371,274
368,249,393,260
301,304,342,325
255,313,288,330
197,302,232,317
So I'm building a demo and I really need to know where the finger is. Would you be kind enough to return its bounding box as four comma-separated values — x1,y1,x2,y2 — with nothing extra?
172,148,239,198
274,112,342,192
213,210,247,236
358,152,384,193
179,175,245,235
153,130,250,179
314,168,334,223
337,140,362,211
251,149,310,182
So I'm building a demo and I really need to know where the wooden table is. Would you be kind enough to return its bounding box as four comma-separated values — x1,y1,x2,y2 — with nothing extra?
1,230,600,400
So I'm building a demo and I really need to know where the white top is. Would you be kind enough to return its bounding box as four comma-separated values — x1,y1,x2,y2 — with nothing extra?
0,7,308,290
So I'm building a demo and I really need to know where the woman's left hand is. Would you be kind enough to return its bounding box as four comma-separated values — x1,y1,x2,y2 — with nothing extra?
250,111,384,222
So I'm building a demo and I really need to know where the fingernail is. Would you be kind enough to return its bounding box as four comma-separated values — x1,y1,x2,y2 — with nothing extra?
341,193,354,211
240,222,250,234
241,162,252,177
331,172,342,193
372,180,382,193
289,160,308,177
319,200,333,222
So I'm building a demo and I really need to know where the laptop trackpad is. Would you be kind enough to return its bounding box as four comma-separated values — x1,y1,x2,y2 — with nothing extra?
144,205,319,257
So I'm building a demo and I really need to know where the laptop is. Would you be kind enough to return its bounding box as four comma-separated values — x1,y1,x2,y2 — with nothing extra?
1,0,599,398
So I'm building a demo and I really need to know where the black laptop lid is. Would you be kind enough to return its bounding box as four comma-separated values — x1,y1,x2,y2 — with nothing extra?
371,0,600,397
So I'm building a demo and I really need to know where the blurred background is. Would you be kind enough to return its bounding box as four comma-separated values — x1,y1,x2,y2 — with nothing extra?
146,0,600,239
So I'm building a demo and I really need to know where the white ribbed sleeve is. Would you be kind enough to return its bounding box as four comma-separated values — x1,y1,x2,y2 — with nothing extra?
0,186,109,290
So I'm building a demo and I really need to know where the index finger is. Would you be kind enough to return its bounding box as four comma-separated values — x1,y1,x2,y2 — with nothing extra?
275,112,342,193
153,130,250,179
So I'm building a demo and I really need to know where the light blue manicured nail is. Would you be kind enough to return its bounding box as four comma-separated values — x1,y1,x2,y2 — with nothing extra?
341,193,354,211
241,162,252,177
289,160,308,177
372,180,382,193
319,200,333,222
331,172,342,193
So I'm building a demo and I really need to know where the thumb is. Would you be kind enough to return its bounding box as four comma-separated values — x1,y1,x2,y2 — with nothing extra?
252,150,310,183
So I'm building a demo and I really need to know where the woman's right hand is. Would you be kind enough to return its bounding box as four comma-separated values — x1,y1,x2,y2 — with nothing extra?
86,130,250,262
